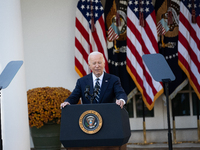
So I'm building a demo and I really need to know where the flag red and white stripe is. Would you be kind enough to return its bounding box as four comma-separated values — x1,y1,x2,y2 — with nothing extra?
75,0,109,77
178,0,200,99
107,23,120,41
157,18,170,36
126,0,163,110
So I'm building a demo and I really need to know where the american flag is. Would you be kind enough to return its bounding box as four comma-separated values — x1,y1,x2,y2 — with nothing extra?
75,0,109,77
107,23,120,41
178,0,200,99
157,18,170,36
126,0,163,110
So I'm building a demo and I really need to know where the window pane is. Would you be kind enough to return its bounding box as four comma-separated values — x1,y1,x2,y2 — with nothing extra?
192,92,200,115
126,98,134,118
136,95,154,117
172,93,190,116
182,83,189,90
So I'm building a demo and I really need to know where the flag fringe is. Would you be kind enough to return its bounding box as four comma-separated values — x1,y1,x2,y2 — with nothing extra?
75,66,84,78
178,60,200,100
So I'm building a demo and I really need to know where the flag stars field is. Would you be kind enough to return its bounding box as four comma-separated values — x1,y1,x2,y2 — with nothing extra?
134,1,138,5
146,1,150,5
140,1,144,5
145,7,149,13
134,8,138,13
128,1,133,5
81,5,85,9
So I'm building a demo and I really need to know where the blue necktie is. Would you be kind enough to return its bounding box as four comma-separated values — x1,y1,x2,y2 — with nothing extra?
95,78,100,103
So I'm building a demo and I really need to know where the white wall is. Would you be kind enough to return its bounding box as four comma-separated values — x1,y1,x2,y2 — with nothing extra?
0,0,30,149
21,0,80,147
21,0,79,91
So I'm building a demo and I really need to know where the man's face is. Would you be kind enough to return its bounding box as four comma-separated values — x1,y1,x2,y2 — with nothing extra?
89,54,105,77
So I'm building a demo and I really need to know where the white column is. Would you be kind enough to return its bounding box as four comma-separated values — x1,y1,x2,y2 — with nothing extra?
0,0,30,150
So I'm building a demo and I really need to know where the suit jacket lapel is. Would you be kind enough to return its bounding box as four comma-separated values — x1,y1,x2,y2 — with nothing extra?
89,74,93,98
99,73,110,102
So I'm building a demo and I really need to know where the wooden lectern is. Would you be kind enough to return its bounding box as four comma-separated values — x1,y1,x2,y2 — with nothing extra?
60,103,131,150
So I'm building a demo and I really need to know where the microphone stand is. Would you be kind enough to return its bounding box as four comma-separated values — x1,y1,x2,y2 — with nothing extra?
84,87,99,104
84,90,94,104
86,92,96,104
91,86,99,104
90,96,95,104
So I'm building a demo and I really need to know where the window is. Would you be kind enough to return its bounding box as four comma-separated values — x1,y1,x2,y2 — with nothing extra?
126,83,199,118
126,98,133,117
126,83,199,129
192,92,200,115
136,95,154,117
126,93,154,118
172,93,190,116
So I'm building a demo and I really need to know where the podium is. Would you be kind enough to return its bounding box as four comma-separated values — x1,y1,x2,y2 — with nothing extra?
60,103,131,149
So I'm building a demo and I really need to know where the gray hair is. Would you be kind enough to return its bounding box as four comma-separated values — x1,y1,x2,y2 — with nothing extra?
88,51,105,64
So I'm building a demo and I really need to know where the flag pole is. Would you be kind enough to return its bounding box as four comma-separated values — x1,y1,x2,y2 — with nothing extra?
142,100,147,144
196,98,200,142
141,100,153,145
172,100,177,144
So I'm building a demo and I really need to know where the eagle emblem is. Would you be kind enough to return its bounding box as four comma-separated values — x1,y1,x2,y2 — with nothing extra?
79,110,103,134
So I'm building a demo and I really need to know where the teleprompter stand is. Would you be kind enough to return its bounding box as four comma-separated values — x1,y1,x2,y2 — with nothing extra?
0,61,23,150
60,103,131,150
142,54,175,150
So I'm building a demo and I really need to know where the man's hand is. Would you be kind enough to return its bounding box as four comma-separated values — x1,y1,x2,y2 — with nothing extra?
116,99,124,109
60,101,70,109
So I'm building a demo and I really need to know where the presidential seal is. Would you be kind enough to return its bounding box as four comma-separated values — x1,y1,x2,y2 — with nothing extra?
79,110,103,134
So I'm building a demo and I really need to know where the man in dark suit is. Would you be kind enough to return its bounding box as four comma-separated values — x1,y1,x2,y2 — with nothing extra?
60,52,127,109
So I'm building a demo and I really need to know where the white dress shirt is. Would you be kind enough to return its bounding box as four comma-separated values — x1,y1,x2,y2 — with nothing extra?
92,72,104,88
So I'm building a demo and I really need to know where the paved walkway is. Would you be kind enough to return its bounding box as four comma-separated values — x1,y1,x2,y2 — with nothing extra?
127,141,200,150
55,142,200,150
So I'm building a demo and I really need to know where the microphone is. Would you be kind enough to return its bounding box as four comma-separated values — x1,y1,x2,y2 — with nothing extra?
84,85,90,100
